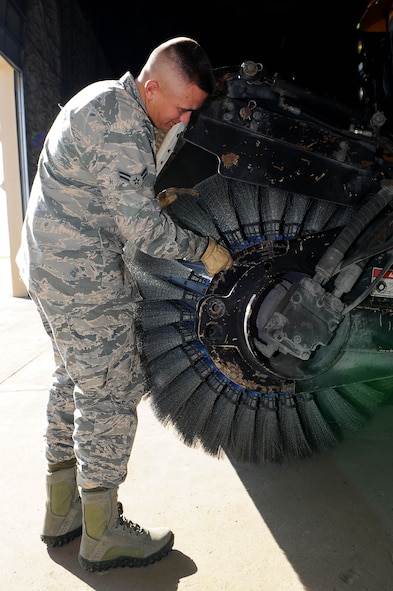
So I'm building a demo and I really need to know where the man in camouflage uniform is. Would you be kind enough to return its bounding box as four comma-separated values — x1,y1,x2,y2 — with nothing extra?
17,36,232,572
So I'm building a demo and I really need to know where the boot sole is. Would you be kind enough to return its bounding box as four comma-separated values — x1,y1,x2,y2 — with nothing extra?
78,532,174,572
41,525,82,547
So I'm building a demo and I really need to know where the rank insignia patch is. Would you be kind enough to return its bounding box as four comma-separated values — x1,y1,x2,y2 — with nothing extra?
118,167,147,187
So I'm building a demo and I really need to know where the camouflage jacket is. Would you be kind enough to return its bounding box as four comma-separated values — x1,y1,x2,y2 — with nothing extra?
17,72,208,300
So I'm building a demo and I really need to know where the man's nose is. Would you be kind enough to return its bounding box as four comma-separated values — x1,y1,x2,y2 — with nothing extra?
179,112,192,124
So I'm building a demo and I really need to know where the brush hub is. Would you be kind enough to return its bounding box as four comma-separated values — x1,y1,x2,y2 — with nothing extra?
196,230,348,391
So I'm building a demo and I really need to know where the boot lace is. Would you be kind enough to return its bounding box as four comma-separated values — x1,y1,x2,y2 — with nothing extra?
116,502,144,535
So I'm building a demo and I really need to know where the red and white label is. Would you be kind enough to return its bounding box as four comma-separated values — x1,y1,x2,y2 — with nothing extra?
371,267,393,298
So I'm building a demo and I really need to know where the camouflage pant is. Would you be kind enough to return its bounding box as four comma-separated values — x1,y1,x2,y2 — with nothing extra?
30,283,145,489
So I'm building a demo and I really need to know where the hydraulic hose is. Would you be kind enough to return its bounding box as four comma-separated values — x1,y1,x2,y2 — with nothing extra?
314,180,393,284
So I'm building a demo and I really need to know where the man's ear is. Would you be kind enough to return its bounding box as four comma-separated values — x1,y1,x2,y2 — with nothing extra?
145,79,159,100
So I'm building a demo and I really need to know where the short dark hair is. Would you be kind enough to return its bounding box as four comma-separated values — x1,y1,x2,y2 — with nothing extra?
169,39,216,95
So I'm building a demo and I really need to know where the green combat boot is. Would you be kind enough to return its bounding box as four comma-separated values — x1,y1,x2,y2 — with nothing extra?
78,488,174,571
41,466,82,547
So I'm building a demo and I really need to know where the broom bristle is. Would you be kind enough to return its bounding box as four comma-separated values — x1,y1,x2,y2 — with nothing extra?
198,383,241,458
313,387,367,436
148,366,203,426
143,323,195,360
302,199,338,235
254,394,284,463
296,392,338,451
137,300,195,331
130,247,194,279
229,180,262,241
130,175,390,464
148,344,204,391
279,393,313,459
282,193,311,238
175,377,223,449
259,186,288,239
196,175,245,247
338,382,391,413
135,271,191,301
166,190,223,243
324,204,355,230
229,391,259,463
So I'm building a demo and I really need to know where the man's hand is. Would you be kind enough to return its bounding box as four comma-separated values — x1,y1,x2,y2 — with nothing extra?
201,237,233,276
157,187,199,209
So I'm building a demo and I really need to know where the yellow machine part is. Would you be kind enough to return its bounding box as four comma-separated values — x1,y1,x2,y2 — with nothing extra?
358,0,393,32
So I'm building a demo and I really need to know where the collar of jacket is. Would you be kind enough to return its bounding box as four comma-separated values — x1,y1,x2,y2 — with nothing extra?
119,72,147,114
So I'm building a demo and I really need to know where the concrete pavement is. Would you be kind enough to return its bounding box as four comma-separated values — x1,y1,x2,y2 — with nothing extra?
1,291,393,591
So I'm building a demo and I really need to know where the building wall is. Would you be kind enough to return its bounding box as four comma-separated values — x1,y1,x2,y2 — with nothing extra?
0,0,112,295
1,0,111,186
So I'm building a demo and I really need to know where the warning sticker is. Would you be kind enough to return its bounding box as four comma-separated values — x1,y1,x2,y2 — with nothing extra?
371,267,393,298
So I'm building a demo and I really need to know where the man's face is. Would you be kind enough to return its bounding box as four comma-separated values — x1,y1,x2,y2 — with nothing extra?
145,80,208,131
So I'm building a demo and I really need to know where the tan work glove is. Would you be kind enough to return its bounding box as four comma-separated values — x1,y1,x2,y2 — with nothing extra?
157,187,199,209
201,237,233,276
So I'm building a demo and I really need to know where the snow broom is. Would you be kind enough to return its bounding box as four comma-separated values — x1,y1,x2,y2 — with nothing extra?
125,61,393,464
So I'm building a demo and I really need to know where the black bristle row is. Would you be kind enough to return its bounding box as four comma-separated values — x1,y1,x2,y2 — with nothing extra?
131,175,392,463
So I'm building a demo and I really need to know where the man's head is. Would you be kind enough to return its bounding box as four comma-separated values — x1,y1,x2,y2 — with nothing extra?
136,37,216,131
